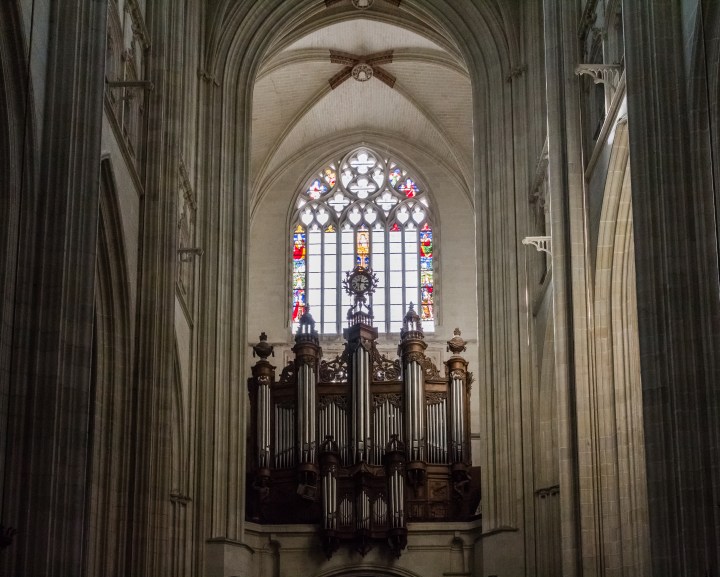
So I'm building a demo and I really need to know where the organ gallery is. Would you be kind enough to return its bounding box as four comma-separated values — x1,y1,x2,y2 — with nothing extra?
247,266,479,558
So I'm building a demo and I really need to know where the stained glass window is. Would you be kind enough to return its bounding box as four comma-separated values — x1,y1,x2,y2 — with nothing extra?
291,147,436,334
292,225,307,323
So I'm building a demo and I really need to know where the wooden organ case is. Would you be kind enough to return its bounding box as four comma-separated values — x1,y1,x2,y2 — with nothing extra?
247,268,479,558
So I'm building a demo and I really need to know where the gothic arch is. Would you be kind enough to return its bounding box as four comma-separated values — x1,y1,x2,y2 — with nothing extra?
169,343,192,576
86,157,133,576
532,311,560,577
592,122,650,574
0,0,33,508
197,0,532,550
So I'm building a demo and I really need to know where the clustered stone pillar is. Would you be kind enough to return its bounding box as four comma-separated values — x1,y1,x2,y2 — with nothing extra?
624,1,720,574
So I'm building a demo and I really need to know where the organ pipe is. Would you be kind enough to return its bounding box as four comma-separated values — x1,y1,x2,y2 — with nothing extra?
351,342,372,463
293,309,321,482
249,286,476,558
385,434,407,557
445,328,469,464
319,435,340,558
250,332,275,475
399,304,427,474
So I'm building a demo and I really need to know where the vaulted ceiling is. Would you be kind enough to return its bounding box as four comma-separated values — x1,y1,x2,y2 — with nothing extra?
250,3,473,203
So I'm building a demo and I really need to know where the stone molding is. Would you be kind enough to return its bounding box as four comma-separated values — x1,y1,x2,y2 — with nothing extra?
574,63,622,89
125,0,151,50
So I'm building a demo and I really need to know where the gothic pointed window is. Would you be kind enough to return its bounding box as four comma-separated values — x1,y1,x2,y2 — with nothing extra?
291,147,435,334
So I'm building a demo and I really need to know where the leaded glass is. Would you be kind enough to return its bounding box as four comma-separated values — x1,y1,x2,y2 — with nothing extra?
291,147,436,334
307,180,328,199
292,225,307,323
420,223,434,324
356,226,370,268
397,178,419,198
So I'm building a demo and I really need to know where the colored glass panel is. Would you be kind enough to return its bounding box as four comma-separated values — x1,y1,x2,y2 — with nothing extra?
397,178,419,198
420,224,433,320
292,226,307,323
323,168,337,187
292,149,435,334
356,226,370,268
306,179,328,199
389,167,402,188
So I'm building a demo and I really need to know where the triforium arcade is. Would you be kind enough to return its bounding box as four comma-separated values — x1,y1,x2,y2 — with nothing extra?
247,266,479,558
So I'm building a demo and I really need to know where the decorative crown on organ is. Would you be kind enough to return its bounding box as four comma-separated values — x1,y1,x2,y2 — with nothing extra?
247,268,477,559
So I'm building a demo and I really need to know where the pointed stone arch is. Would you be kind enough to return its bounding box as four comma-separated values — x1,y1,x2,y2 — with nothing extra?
86,157,134,576
591,121,650,575
197,8,531,565
0,0,33,510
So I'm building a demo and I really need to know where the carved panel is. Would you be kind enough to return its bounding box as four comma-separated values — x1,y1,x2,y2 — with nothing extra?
372,393,402,410
319,395,349,411
319,353,348,382
279,362,296,385
421,356,442,380
426,392,446,405
372,349,401,381
428,479,449,500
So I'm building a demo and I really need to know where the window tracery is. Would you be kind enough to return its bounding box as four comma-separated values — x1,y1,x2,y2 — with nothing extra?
292,147,435,334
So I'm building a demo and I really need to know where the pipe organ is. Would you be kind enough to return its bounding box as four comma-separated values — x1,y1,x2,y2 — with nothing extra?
247,267,478,558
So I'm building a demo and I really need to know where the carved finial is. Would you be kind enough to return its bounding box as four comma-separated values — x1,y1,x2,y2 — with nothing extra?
298,306,317,331
401,302,423,338
447,328,467,355
296,306,319,342
252,332,274,359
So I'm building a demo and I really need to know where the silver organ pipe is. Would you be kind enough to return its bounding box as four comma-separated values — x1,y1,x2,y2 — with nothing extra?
320,436,339,532
404,358,425,462
292,310,321,472
399,304,427,464
426,396,448,464
356,490,371,530
274,403,296,468
352,344,371,463
339,497,353,528
298,362,317,463
257,376,271,468
451,374,464,462
319,398,348,466
250,313,472,559
250,333,276,472
372,397,403,465
446,328,469,464
374,495,387,526
385,435,406,531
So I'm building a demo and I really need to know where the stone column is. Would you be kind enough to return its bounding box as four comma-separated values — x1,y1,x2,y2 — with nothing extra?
624,2,720,574
0,1,107,575
128,0,183,573
543,0,594,573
